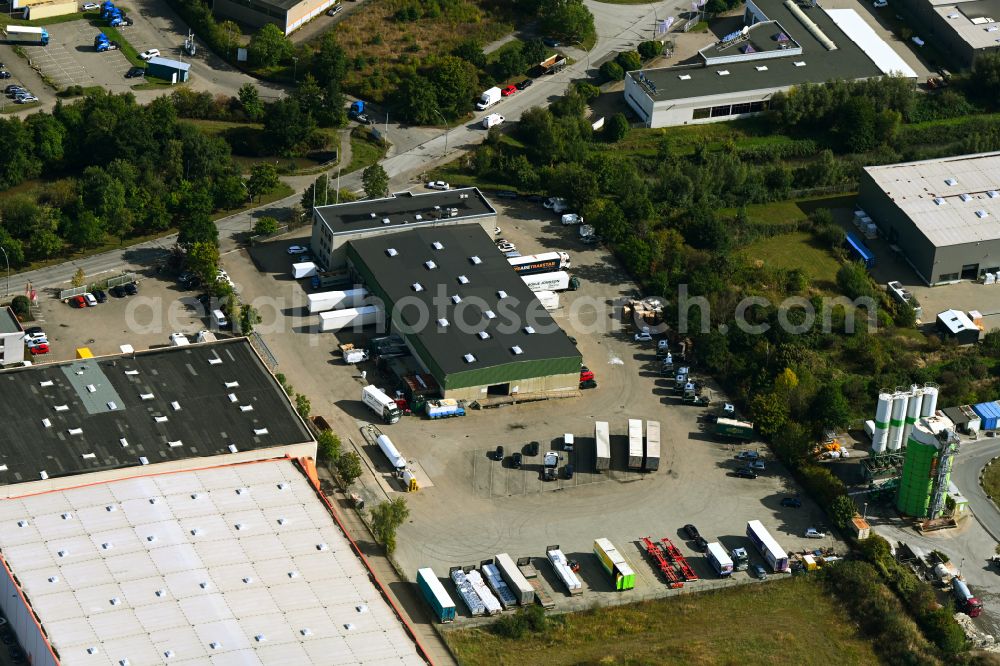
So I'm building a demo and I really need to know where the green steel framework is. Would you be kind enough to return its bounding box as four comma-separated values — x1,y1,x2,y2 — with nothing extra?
896,436,939,517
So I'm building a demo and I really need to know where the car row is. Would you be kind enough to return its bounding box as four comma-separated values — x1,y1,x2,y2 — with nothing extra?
5,85,38,104
24,326,49,356
68,283,137,308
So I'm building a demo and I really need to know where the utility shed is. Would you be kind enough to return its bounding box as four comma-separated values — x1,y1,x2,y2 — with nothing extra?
936,309,981,344
146,56,190,83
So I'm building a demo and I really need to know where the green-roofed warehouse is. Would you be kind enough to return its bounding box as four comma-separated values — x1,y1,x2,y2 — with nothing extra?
345,225,582,401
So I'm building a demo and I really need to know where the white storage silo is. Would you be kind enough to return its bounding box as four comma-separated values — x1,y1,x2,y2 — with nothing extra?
888,391,910,451
872,391,892,453
901,385,923,445
921,385,939,418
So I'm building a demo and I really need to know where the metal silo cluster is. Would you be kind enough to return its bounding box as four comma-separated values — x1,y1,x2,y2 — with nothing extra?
870,384,938,454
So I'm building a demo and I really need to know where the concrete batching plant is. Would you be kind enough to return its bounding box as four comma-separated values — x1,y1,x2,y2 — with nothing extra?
870,384,939,453
896,415,959,519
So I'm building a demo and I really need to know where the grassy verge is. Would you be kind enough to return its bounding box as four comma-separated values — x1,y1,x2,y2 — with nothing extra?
0,101,41,113
95,24,142,66
132,76,179,89
745,231,842,291
57,85,105,98
445,576,879,666
983,459,1000,501
345,127,389,174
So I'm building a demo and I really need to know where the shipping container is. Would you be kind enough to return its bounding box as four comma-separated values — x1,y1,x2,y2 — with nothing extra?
973,402,1000,431
706,542,733,577
307,288,371,314
482,562,518,609
495,553,535,606
644,420,660,472
593,537,636,591
595,421,611,471
535,290,560,311
628,419,643,469
319,305,381,332
714,417,754,440
417,568,456,622
546,545,583,595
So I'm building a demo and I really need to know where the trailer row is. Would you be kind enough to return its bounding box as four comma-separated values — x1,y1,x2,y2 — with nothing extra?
593,419,660,472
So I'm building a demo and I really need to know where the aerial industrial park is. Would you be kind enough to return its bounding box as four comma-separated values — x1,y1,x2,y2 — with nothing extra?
3,0,1000,662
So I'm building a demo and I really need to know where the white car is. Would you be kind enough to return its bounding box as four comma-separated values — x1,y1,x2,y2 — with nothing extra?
634,328,652,342
286,245,308,255
83,293,98,307
26,337,48,348
873,0,887,6
426,181,450,190
139,49,161,61
911,36,925,47
496,242,516,253
804,528,826,539
25,331,47,343
561,213,583,225
543,197,566,210
82,2,99,8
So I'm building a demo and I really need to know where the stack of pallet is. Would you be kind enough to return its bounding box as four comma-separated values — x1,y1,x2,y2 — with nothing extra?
466,569,502,615
450,569,485,616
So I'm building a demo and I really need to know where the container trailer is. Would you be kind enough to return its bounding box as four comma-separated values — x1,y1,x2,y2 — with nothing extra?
714,417,754,440
644,420,661,472
416,568,456,622
3,25,49,45
482,562,518,609
507,252,571,276
521,271,579,293
546,545,583,595
746,520,789,572
362,385,401,424
593,537,636,591
706,542,733,577
495,554,535,606
535,290,559,311
595,421,611,471
627,419,643,470
319,305,381,332
307,288,371,314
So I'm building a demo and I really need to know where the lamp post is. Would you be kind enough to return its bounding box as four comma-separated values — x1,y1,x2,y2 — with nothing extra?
0,245,8,298
432,109,449,158
240,180,254,231
292,56,299,82
862,502,868,520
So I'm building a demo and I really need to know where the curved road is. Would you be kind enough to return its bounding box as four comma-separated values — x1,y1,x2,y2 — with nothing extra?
952,437,1000,542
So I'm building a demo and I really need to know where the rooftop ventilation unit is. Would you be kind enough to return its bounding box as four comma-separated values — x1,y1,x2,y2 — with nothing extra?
208,357,222,366
464,353,476,363
140,393,154,400
945,178,958,186
54,404,69,412
253,428,268,436
524,325,535,334
470,256,482,264
86,384,97,393
39,380,53,387
40,471,48,479
42,418,51,428
678,74,691,80
139,457,149,465
756,65,768,71
108,401,118,410
977,210,989,218
458,275,469,284
934,198,946,206
794,61,806,67
154,416,168,423
960,193,972,202
497,290,507,299
120,438,129,447
415,214,423,221
484,310,496,319
125,370,139,376
412,282,424,292
717,70,730,76
478,331,490,339
82,453,96,460
225,381,239,388
432,241,444,250
168,441,182,448
438,318,449,328
425,260,437,270
228,393,238,402
240,405,253,412
369,212,376,218
171,401,181,411
386,248,398,257
511,346,524,355
451,295,462,304
228,444,238,453
381,218,390,225
68,428,83,435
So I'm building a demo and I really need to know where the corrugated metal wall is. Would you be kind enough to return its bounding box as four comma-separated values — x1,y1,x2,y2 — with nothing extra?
0,556,57,666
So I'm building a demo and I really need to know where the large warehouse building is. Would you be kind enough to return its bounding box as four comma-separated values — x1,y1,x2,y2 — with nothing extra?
0,339,427,665
624,0,916,127
213,0,338,34
346,225,582,401
904,0,1000,67
310,188,497,271
858,151,1000,285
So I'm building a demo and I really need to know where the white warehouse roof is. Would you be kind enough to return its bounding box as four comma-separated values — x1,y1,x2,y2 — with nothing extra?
825,9,918,78
0,460,425,665
864,151,1000,247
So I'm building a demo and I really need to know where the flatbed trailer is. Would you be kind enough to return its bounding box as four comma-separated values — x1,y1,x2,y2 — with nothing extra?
661,537,699,582
515,556,555,608
641,536,684,588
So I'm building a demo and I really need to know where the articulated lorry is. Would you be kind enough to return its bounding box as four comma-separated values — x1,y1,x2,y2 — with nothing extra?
952,577,983,617
417,568,456,622
3,25,49,45
627,419,643,470
94,33,120,52
595,420,610,471
706,542,734,577
508,251,571,276
495,553,535,606
361,385,401,424
535,290,559,311
593,538,636,591
714,417,754,440
375,433,406,470
307,288,370,314
644,420,660,472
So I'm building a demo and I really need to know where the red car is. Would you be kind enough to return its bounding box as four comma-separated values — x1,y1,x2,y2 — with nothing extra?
29,343,49,355
70,295,86,308
501,85,517,97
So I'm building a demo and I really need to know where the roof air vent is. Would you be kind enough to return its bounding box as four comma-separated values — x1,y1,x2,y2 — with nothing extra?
717,70,730,76
425,260,437,270
524,326,535,334
381,218,390,225
794,61,806,67
229,444,238,453
225,381,239,388
464,353,476,363
171,401,181,411
42,418,51,428
369,212,376,218
457,275,469,284
497,290,507,299
253,428,268,436
512,346,524,355
945,178,957,186
976,210,989,219
470,256,482,265
412,282,424,292
54,404,69,412
386,248,398,257
39,380,53,387
484,310,496,319
432,241,444,250
678,74,691,80
120,438,129,447
988,190,999,199
478,331,490,339
755,65,768,71
934,198,946,206
107,401,117,410
68,428,83,435
438,318,449,328
451,295,462,304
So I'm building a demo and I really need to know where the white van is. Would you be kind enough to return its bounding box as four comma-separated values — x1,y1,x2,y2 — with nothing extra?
211,309,229,329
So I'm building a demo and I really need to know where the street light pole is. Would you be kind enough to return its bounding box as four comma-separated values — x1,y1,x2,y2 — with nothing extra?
293,57,299,82
0,245,8,298
432,109,449,157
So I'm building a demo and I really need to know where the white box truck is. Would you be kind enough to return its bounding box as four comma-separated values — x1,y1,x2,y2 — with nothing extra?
482,113,504,129
318,305,381,332
706,542,734,577
522,271,575,293
307,288,370,314
292,261,318,279
476,86,501,111
535,290,559,311
211,309,229,329
362,385,401,424
628,419,643,470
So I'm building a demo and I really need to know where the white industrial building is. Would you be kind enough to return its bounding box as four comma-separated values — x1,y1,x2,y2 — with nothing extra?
906,0,1000,67
0,459,426,665
624,0,916,127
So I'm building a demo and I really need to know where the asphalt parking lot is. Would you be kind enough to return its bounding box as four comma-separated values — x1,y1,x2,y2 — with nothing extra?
226,198,842,622
27,19,133,92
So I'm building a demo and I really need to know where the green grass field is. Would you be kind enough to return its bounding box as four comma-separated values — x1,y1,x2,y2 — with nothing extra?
745,231,842,290
445,577,879,666
345,128,389,175
983,460,1000,502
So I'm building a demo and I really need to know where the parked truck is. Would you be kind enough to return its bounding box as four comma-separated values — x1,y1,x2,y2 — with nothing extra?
375,433,406,470
644,420,660,472
94,33,120,52
307,288,371,314
318,305,382,332
952,577,983,617
4,25,50,46
416,568,456,623
714,417,754,440
595,420,610,471
361,385,401,424
482,113,504,129
476,86,501,111
543,450,559,481
593,538,636,591
292,261,318,279
546,545,583,595
425,398,465,419
310,270,351,290
521,271,579,293
349,100,372,124
494,553,535,606
706,542,734,577
627,418,643,470
338,343,369,364
535,290,559,311
730,547,749,571
515,556,555,608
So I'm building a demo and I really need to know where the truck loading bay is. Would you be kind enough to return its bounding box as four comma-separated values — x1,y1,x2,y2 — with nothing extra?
221,198,842,618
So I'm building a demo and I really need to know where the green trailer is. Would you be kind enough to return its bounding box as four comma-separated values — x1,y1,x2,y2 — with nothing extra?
714,417,754,440
594,537,636,591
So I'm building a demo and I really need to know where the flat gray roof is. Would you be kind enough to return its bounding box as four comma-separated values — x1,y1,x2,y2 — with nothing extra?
0,306,20,335
314,188,496,237
634,0,884,102
864,151,1000,247
699,21,801,60
347,226,580,378
0,338,312,486
930,0,1000,50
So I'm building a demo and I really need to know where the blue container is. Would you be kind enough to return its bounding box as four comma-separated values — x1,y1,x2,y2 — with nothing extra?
973,402,1000,430
844,232,875,269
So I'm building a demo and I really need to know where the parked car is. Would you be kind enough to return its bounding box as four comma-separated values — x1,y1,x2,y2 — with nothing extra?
753,564,768,580
426,180,450,190
70,295,87,308
524,441,539,456
124,66,145,78
83,2,99,8
139,48,160,60
492,445,504,461
580,378,598,389
24,326,43,337
92,289,107,303
804,528,826,539
634,327,652,342
516,79,533,90
0,71,10,80
780,496,802,508
736,450,760,461
735,467,758,479
83,293,98,307
326,3,343,15
5,85,24,94
286,245,308,255
110,285,126,298
496,242,516,253
543,37,561,47
501,84,517,97
26,337,48,348
510,452,522,469
873,0,887,6
751,460,765,472
564,464,574,479
15,95,38,104
28,343,49,355
683,524,701,540
123,282,138,295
